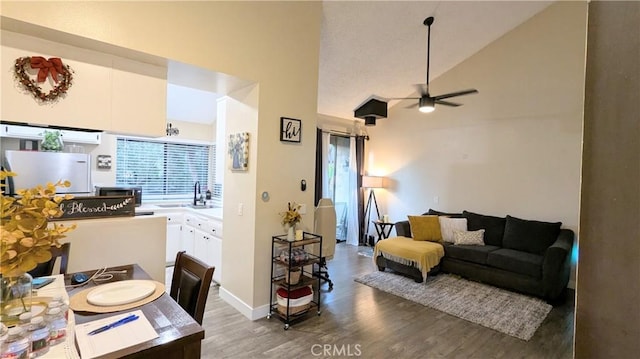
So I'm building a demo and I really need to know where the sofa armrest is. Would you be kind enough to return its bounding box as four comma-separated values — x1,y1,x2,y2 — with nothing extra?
395,220,412,237
542,228,575,299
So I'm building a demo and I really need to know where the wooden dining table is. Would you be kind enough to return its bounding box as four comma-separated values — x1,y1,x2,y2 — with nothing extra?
66,264,204,359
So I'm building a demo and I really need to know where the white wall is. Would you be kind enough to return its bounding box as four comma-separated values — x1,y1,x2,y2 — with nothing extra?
366,2,587,285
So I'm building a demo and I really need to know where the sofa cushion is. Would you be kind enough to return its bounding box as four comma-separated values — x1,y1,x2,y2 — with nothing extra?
453,229,485,246
408,215,442,242
502,215,562,255
462,211,506,247
428,209,464,218
486,248,544,279
443,243,500,265
439,217,467,243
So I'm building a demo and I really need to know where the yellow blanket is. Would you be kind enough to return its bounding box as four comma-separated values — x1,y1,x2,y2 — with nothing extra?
373,236,445,280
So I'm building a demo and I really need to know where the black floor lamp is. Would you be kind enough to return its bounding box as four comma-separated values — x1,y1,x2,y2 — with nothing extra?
362,175,385,245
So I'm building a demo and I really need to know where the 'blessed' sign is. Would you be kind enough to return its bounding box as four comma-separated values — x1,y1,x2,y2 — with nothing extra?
53,196,136,220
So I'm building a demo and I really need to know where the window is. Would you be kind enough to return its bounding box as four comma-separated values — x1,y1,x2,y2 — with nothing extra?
116,138,215,201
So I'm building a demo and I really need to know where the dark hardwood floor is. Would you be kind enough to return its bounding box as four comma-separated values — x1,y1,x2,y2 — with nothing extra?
198,243,574,358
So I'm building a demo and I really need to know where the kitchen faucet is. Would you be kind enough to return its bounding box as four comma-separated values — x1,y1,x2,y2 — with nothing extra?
193,181,201,206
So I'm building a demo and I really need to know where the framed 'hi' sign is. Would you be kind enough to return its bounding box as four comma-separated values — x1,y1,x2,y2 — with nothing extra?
280,117,301,143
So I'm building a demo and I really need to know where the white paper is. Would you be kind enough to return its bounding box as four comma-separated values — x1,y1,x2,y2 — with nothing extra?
35,274,66,299
74,310,158,359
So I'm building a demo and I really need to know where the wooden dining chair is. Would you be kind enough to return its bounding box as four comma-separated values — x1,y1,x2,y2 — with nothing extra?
170,251,215,325
28,243,71,278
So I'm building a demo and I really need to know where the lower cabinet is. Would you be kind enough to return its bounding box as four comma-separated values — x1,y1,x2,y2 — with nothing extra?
181,226,196,256
165,213,183,264
182,213,223,284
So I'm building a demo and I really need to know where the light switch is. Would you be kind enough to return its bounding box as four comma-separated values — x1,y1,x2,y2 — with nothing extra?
299,204,306,214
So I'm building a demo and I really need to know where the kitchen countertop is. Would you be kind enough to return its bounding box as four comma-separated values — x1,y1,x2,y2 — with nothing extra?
136,203,223,220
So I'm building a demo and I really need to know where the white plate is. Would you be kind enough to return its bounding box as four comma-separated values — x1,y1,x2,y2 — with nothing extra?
86,280,156,307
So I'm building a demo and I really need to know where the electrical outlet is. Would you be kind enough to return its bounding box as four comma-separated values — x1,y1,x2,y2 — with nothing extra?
238,203,243,216
433,196,439,204
299,204,306,214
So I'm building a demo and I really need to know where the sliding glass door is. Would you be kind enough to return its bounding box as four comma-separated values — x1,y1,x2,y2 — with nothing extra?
325,135,351,242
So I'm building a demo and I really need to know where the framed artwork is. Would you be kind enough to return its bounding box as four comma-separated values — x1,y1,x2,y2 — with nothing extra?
97,155,112,169
228,132,249,171
280,117,301,143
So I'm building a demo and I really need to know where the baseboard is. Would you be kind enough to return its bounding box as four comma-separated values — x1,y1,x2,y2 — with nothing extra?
219,286,270,321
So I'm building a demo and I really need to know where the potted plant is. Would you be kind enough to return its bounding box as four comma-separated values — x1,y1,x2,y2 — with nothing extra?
280,202,302,241
40,130,63,151
0,170,76,325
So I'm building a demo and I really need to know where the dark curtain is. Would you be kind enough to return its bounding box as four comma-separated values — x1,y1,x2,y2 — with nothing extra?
314,128,323,206
356,136,366,245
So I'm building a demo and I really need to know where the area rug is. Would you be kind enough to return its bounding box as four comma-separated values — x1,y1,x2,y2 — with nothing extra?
354,271,552,341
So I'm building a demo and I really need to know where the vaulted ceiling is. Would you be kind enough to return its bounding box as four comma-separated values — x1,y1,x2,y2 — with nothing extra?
168,1,553,124
318,1,552,120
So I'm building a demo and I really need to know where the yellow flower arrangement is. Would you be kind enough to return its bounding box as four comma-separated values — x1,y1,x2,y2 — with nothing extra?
0,170,76,276
280,202,302,227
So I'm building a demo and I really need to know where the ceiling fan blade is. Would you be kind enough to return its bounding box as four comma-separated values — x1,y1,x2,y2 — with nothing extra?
433,89,478,100
386,97,420,100
435,100,461,107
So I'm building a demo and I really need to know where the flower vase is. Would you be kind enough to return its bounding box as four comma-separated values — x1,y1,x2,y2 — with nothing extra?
286,224,295,241
0,272,33,326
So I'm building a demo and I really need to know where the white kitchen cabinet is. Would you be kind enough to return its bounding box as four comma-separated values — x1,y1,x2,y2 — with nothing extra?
182,213,222,283
1,33,112,131
1,31,167,137
110,57,167,137
181,226,195,256
193,229,211,263
193,228,222,284
165,213,183,264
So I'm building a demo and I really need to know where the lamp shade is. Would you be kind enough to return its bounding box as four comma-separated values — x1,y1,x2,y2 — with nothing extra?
362,175,385,188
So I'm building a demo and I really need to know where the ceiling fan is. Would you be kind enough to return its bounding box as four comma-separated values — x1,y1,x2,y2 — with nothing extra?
390,16,478,113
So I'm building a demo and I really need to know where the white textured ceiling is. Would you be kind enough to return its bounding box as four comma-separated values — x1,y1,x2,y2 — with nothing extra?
318,1,552,119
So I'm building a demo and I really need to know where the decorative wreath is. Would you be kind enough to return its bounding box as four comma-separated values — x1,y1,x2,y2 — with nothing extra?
13,56,74,102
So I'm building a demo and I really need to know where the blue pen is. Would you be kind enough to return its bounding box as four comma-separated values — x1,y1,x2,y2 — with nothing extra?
88,314,139,335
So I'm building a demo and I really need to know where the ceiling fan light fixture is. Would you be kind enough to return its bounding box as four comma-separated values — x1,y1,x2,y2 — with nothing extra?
418,97,435,113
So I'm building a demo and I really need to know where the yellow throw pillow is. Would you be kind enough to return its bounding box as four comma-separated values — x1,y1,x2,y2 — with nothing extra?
408,215,443,242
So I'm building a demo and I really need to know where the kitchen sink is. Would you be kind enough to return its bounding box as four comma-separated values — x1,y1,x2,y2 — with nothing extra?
155,203,211,209
155,203,191,208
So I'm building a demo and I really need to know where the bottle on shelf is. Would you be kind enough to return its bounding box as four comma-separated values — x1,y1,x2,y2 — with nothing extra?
0,326,30,359
18,312,33,330
50,296,69,321
44,305,66,346
27,317,50,358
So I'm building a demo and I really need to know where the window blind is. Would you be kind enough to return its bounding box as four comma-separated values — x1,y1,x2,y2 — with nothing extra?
116,138,214,201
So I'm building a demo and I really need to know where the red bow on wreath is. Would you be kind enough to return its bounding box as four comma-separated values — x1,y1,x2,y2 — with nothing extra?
29,56,65,83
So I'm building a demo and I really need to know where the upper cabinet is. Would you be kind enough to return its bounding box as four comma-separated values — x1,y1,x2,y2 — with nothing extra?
1,31,167,137
111,58,166,137
1,39,112,131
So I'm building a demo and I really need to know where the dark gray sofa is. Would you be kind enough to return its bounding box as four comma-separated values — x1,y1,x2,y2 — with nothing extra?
389,209,574,301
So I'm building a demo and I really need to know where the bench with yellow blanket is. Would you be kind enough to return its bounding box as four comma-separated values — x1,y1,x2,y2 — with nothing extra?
373,236,444,282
